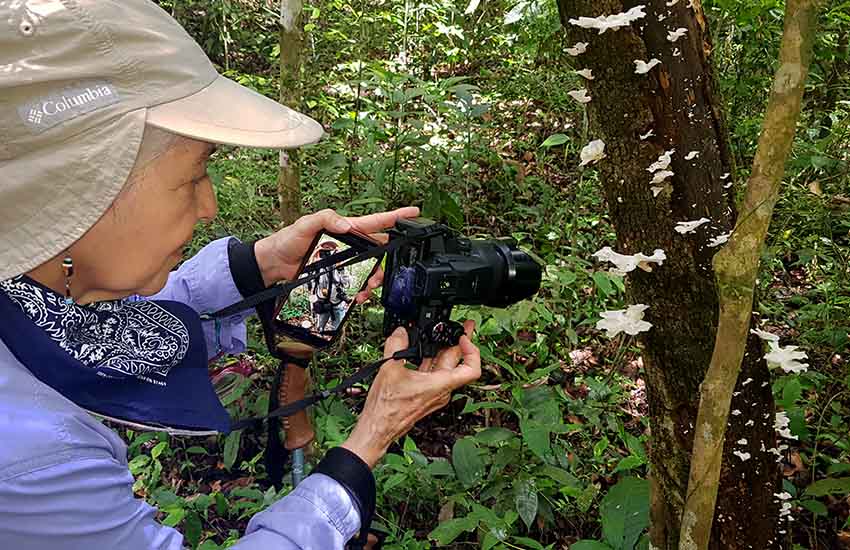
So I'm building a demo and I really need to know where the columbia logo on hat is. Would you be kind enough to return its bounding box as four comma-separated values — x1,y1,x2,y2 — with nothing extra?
16,80,121,134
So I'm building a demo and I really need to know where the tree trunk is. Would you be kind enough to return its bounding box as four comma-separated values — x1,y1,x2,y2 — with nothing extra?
553,2,778,548
278,0,304,225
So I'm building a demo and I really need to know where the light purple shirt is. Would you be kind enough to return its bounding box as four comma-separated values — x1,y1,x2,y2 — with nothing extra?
0,238,360,549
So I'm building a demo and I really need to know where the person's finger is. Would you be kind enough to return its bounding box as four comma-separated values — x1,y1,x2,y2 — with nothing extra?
346,207,420,235
424,335,481,392
367,232,390,245
296,208,352,235
367,268,384,288
418,357,433,373
382,326,409,361
431,343,463,372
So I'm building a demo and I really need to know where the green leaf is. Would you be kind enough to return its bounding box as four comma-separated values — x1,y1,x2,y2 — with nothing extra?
613,455,646,474
592,271,614,297
593,437,610,459
452,438,485,488
570,541,615,550
800,499,828,516
222,430,242,471
151,441,168,460
512,536,546,549
476,427,517,446
805,477,850,497
162,507,185,527
428,516,478,546
600,477,650,550
427,459,456,477
540,133,569,148
539,465,579,487
520,420,551,461
780,378,802,408
514,478,538,529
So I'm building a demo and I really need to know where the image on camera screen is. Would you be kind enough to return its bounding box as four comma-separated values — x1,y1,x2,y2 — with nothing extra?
275,235,378,343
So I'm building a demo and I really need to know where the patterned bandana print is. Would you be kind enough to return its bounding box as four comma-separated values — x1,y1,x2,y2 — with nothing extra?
0,276,189,385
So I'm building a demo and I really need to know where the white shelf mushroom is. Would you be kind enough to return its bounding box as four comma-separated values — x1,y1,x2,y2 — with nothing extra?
579,139,606,166
567,42,589,56
569,5,647,34
568,88,592,103
634,58,661,74
596,304,653,337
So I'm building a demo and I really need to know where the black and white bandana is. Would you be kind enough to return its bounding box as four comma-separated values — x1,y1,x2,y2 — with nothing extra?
0,276,190,386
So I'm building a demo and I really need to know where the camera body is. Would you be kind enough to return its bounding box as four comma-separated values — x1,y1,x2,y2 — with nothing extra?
381,218,541,364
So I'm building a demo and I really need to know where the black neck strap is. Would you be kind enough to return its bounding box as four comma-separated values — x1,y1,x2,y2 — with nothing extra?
201,235,413,322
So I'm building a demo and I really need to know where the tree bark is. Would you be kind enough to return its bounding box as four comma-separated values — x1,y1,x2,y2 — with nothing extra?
681,2,821,549
278,0,305,225
553,1,777,548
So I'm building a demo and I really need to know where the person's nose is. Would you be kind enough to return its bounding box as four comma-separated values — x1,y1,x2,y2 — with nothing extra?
196,176,218,223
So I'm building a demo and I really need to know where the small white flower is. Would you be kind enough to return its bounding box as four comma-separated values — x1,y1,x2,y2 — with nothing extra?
650,170,674,184
742,377,753,386
569,88,592,104
674,218,710,234
569,5,647,34
720,172,731,180
775,412,797,440
579,139,606,166
684,150,699,160
546,231,559,241
576,68,595,80
566,42,589,56
666,0,679,5
667,27,688,42
640,129,655,140
745,419,755,426
651,186,665,197
732,409,742,416
737,438,747,445
634,58,662,74
765,344,809,373
774,492,793,501
672,47,682,57
733,450,751,461
592,247,666,274
647,149,675,172
596,304,653,338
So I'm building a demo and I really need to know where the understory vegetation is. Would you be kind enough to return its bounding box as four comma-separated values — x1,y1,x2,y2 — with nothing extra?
131,1,850,548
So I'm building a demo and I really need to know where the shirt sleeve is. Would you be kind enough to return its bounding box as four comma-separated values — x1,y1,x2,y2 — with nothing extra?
0,454,363,550
142,237,255,360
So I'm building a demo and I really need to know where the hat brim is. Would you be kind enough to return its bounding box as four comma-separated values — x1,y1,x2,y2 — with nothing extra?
146,75,324,149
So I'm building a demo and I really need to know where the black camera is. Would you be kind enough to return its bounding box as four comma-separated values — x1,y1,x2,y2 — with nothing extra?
381,218,542,363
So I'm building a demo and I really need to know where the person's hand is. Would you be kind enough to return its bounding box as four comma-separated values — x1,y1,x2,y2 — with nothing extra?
253,207,419,301
341,321,481,469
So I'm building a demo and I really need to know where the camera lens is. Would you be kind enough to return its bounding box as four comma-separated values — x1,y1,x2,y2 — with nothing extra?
471,239,542,308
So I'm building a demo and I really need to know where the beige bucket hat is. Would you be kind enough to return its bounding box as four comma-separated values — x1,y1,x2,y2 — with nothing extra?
0,0,324,281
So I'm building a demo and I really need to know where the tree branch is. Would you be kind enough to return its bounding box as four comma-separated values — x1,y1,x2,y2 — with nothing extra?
678,2,822,549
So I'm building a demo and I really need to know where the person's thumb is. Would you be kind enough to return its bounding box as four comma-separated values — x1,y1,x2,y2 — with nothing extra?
383,327,409,359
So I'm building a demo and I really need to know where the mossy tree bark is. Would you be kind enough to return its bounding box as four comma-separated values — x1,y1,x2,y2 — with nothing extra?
278,0,305,225
553,1,777,547
681,2,821,549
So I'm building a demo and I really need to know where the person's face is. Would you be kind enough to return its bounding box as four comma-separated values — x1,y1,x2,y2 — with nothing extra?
70,137,218,303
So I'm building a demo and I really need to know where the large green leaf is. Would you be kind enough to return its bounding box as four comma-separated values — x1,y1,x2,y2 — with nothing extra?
805,477,850,497
428,516,478,546
570,541,615,550
222,430,241,471
600,477,650,550
452,438,485,488
514,478,538,529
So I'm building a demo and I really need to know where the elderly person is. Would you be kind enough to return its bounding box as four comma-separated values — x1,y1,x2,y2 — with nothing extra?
0,2,480,549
